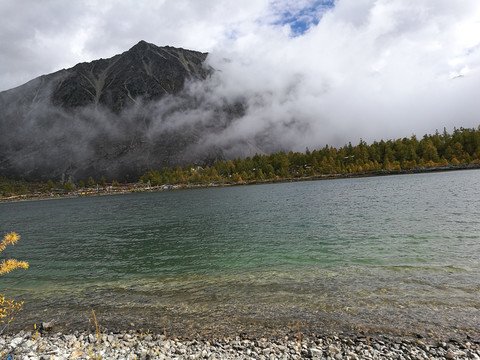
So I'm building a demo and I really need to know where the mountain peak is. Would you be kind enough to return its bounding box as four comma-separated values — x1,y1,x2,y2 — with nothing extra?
47,41,210,111
0,41,218,181
129,39,154,52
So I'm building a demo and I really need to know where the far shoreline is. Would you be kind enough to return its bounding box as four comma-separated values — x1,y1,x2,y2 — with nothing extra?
1,163,479,204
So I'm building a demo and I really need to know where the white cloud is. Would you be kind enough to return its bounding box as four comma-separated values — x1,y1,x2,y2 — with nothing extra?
202,0,480,148
0,0,479,149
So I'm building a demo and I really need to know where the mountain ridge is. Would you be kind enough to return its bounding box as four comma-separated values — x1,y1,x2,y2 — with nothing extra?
51,41,210,111
0,41,241,182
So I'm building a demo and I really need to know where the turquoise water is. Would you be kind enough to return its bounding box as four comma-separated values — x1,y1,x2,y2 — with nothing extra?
1,170,480,338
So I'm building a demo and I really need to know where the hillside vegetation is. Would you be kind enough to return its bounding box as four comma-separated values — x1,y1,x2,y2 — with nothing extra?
141,126,480,185
2,126,480,197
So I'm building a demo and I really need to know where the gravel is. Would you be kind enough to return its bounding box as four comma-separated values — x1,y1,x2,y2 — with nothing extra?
2,329,480,359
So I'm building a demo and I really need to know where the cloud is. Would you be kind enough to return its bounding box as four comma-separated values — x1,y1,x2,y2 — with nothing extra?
202,0,480,149
0,0,332,91
1,0,480,157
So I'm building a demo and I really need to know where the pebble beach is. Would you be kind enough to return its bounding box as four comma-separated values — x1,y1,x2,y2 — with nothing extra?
2,327,480,360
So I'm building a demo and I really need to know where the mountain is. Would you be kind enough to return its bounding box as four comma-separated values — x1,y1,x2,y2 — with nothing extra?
51,40,210,111
0,41,244,182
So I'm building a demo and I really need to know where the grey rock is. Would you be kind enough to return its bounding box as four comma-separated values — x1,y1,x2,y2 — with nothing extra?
24,339,35,348
328,344,340,355
9,336,24,348
263,347,272,355
41,321,55,331
310,347,324,359
88,333,97,343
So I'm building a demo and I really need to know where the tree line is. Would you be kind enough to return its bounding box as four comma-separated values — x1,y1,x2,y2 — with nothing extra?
140,126,480,186
2,126,480,196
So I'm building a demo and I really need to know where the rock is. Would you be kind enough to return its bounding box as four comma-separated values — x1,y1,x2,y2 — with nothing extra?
69,349,83,359
9,336,24,348
310,347,323,359
24,339,35,348
328,344,340,355
445,351,455,359
37,341,48,352
41,321,55,332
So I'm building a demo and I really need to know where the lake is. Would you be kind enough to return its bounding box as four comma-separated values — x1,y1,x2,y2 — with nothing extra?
1,170,480,340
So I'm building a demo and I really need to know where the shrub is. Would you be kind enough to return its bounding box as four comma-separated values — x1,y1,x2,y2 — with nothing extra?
0,232,29,334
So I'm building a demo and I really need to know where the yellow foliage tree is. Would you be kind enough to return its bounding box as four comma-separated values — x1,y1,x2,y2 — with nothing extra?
0,232,29,334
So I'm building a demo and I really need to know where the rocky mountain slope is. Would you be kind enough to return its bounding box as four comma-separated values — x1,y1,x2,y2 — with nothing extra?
0,41,243,182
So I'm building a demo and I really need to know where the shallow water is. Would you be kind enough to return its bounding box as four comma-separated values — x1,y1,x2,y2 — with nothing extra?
1,170,480,339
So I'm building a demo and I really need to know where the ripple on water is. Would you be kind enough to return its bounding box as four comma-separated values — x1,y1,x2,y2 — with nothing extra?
2,170,480,339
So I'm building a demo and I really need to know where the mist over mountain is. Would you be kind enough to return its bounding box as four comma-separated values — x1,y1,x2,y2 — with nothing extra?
0,41,263,182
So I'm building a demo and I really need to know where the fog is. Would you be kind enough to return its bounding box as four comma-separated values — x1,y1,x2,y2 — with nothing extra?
202,0,480,149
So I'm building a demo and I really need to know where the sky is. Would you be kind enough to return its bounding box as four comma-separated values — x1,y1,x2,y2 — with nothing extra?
1,0,480,149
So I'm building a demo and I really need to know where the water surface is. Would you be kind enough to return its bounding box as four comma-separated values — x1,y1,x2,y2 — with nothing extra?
1,170,480,339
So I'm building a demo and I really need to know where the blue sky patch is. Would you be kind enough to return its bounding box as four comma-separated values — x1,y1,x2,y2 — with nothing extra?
274,0,335,36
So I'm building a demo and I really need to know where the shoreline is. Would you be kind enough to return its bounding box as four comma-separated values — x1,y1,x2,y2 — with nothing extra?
2,327,480,359
5,306,480,344
2,164,479,203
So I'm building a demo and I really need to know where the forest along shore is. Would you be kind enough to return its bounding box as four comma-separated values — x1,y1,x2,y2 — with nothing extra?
2,329,480,359
1,163,479,203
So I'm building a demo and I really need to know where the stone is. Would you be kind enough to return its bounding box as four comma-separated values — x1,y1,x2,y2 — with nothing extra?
69,349,83,359
310,347,323,360
37,342,48,352
328,344,340,355
445,351,455,359
24,339,35,348
41,321,55,332
9,336,24,348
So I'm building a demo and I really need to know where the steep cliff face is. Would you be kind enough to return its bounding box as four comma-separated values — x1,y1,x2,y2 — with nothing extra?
0,41,238,182
50,41,210,111
1,41,209,111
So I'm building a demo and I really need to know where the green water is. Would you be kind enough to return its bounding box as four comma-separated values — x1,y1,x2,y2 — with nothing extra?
1,170,480,338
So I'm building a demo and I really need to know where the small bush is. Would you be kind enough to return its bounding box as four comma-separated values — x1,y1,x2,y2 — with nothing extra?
0,232,29,334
